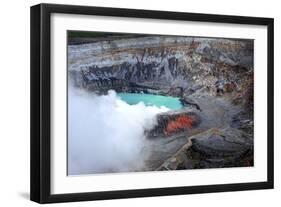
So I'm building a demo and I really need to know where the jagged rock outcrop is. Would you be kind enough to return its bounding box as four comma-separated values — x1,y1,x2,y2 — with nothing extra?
68,36,253,98
157,127,253,170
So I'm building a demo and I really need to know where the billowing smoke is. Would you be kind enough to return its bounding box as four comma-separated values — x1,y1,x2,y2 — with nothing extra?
68,88,169,175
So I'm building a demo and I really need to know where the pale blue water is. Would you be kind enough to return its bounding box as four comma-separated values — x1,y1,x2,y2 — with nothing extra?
117,93,183,110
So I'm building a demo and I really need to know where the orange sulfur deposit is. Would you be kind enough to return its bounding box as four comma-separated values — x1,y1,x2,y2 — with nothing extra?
164,115,194,136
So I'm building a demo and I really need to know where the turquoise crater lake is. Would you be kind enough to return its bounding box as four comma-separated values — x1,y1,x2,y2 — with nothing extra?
117,93,183,110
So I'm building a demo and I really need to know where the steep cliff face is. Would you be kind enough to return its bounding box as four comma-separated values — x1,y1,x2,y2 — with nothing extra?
68,36,253,96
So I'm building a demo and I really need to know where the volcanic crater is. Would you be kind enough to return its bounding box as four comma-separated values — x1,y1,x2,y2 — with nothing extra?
68,34,254,171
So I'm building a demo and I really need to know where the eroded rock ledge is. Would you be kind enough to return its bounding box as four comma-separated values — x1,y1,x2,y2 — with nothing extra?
68,36,253,98
157,127,253,170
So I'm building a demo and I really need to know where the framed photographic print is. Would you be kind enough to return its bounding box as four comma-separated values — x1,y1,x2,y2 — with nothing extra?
30,3,274,203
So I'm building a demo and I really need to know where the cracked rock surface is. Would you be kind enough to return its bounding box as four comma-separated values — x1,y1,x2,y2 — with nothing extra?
158,127,253,170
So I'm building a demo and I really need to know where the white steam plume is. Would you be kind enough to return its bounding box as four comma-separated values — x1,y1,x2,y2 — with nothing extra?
68,89,169,175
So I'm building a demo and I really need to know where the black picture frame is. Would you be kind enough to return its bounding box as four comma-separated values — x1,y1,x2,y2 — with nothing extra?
30,3,274,204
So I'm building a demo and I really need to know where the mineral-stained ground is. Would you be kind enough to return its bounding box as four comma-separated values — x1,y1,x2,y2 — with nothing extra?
68,33,254,171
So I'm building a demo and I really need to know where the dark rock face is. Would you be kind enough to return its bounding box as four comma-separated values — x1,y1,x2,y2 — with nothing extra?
68,36,254,98
147,109,201,138
157,127,253,170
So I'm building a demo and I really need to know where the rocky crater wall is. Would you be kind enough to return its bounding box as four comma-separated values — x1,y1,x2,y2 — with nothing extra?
68,36,253,98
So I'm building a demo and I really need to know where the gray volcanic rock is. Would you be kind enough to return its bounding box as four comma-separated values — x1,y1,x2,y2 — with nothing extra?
68,36,253,96
191,127,252,157
157,127,253,170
